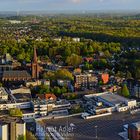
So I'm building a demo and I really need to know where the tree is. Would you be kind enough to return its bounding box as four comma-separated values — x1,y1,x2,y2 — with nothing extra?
61,87,67,94
126,71,132,79
9,108,23,117
38,85,50,94
45,135,50,140
135,68,140,79
66,54,82,67
121,84,130,97
43,71,55,80
104,50,111,58
88,45,94,54
53,86,61,95
55,69,74,81
0,82,2,87
64,47,71,57
26,131,37,140
18,135,26,140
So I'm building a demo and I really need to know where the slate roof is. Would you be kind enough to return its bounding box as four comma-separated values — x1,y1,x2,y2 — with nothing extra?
2,70,31,80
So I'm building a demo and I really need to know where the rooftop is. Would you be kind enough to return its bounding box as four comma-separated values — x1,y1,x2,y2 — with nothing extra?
2,70,31,80
0,87,8,96
130,121,140,130
98,93,129,105
13,93,31,102
0,116,25,125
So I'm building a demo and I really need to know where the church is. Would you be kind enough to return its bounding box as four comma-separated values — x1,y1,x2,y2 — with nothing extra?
2,47,40,82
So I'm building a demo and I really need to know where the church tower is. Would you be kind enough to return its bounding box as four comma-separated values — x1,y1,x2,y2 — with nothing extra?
31,47,39,79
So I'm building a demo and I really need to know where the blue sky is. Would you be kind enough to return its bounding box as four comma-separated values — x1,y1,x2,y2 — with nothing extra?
0,0,140,11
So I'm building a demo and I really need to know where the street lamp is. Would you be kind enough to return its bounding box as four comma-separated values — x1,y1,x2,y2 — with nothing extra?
95,125,98,139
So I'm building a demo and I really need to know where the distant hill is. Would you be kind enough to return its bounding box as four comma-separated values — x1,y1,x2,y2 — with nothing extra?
122,14,140,19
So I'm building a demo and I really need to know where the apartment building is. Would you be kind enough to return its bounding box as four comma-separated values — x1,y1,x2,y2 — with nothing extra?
74,74,98,91
0,117,26,140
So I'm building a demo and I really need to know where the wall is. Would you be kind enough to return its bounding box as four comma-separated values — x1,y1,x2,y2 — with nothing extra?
0,102,31,110
0,125,8,140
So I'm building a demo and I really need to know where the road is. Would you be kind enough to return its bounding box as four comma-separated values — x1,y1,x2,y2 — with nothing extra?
44,111,140,140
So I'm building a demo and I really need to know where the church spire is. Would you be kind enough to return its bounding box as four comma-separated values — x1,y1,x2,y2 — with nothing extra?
33,47,37,63
32,47,39,79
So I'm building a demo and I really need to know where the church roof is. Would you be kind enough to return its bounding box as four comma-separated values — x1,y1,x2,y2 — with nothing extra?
2,70,31,80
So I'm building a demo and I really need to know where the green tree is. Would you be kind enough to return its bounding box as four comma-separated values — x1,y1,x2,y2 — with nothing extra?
55,69,74,81
0,82,3,87
38,85,50,94
66,54,82,67
61,87,67,94
135,68,140,79
43,71,55,80
26,131,37,140
126,71,132,79
121,84,130,97
9,108,23,117
18,135,26,140
53,86,61,95
104,50,111,58
64,47,71,57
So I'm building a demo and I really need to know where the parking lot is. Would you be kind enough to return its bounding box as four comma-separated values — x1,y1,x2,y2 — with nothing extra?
45,111,140,140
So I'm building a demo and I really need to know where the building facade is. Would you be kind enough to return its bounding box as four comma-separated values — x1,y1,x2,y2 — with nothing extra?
0,117,26,140
128,122,140,140
74,74,98,91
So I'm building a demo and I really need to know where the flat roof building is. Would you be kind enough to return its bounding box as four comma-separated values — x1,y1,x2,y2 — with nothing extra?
98,93,129,106
85,92,136,113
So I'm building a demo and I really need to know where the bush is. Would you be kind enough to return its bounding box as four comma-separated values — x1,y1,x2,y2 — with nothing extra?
70,105,84,114
9,108,23,117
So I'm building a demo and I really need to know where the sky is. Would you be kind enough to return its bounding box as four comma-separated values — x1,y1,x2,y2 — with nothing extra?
0,0,140,11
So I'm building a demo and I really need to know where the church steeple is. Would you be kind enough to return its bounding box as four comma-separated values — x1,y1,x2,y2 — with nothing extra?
33,47,37,63
31,47,39,79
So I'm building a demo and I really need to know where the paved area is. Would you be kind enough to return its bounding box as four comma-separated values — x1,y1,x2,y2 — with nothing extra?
45,112,140,140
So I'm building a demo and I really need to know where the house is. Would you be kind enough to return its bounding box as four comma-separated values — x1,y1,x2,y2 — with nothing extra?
83,57,94,63
45,94,57,101
26,79,50,88
72,38,80,42
127,80,140,98
57,79,71,87
128,121,140,140
36,94,57,101
101,73,109,84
